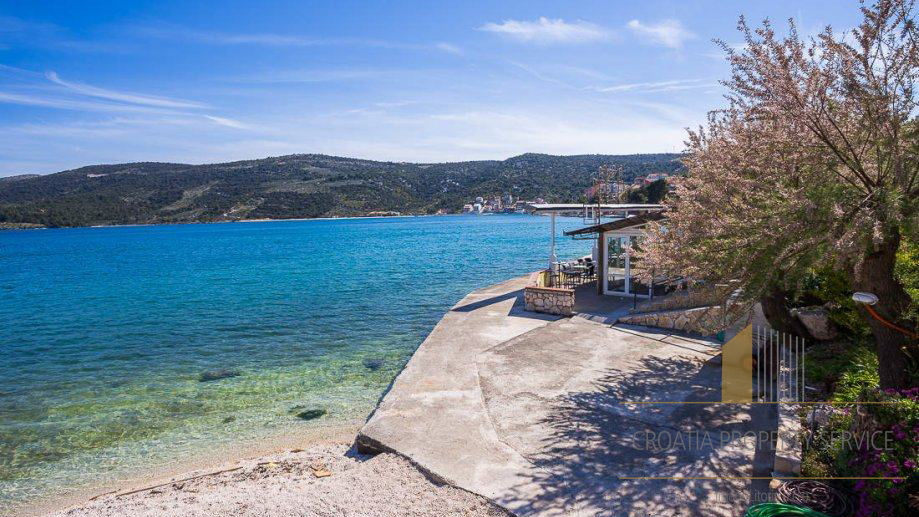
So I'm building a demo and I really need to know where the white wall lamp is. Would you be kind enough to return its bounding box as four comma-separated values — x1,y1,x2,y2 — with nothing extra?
851,292,917,338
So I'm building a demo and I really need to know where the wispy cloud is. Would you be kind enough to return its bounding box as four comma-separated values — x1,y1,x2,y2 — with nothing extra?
626,19,695,49
435,42,463,55
479,17,611,44
0,15,121,53
233,68,407,84
45,71,207,109
134,24,454,53
508,61,578,89
591,78,708,93
0,66,252,137
204,115,250,129
0,91,173,114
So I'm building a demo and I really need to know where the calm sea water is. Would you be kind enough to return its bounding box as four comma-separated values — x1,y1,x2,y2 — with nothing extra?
0,214,588,510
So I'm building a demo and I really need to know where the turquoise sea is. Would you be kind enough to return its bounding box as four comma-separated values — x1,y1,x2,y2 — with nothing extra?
0,214,588,511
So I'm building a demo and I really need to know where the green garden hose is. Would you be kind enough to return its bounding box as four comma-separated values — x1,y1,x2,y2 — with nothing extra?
744,503,833,517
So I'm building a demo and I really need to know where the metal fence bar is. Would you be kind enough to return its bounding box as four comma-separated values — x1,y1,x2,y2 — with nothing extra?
765,326,769,402
779,332,788,402
784,331,788,401
781,331,786,401
765,327,769,403
766,329,775,402
796,334,801,402
747,326,806,403
781,331,785,402
756,327,766,402
800,334,804,402
800,334,805,402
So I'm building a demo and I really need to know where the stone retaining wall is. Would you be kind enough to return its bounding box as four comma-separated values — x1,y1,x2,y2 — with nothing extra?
524,286,574,316
618,305,731,336
632,283,737,314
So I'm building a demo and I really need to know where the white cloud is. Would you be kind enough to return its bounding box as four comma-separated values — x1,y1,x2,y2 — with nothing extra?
0,14,120,53
45,71,206,109
134,24,433,51
0,91,174,113
508,61,577,89
592,78,708,93
479,17,610,44
0,68,252,142
626,19,695,49
435,42,463,55
204,115,250,129
235,68,401,84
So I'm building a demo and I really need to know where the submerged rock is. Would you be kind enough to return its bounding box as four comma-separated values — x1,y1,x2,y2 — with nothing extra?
290,406,326,421
362,358,384,371
198,369,241,382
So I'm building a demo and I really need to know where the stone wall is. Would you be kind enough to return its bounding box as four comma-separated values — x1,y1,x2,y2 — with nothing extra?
618,305,733,336
524,286,574,316
632,282,738,314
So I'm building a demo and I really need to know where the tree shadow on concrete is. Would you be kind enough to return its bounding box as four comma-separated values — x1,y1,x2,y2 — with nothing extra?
502,354,777,517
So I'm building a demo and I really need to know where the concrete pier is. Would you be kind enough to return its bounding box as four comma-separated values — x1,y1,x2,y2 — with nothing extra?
357,277,774,516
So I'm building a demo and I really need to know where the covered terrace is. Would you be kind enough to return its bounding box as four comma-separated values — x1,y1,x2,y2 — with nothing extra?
522,204,669,316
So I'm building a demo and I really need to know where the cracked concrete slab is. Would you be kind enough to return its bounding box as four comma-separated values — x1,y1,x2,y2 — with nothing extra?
356,276,561,490
357,278,776,517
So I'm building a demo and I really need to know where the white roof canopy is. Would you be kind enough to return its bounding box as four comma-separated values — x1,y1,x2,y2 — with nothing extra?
526,203,663,213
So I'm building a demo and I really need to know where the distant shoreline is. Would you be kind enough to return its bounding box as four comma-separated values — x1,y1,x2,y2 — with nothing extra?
0,212,465,231
0,211,544,232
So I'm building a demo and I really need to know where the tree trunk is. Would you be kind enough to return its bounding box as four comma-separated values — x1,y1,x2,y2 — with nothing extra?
760,282,812,337
855,229,917,390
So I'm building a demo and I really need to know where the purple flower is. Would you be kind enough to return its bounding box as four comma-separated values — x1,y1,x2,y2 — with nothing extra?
904,459,915,468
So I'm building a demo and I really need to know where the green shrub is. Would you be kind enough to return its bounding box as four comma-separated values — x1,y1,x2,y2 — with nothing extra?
894,238,919,327
801,341,916,517
805,341,879,399
837,388,919,517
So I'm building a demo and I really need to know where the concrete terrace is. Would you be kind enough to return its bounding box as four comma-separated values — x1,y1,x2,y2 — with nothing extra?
356,276,776,517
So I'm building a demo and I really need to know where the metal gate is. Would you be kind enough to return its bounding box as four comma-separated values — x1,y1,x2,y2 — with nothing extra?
754,325,806,403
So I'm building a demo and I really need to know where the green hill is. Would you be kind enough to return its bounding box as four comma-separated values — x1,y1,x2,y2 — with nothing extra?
0,152,683,227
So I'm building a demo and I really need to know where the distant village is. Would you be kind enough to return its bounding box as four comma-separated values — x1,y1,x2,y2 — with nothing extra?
461,172,673,214
461,194,543,214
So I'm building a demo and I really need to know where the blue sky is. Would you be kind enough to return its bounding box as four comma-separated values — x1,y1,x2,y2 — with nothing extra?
0,0,861,176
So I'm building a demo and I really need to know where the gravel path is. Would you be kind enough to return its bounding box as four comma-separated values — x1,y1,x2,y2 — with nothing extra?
48,445,510,517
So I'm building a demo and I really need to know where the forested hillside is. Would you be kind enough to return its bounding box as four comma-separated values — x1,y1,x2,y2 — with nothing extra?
0,153,683,227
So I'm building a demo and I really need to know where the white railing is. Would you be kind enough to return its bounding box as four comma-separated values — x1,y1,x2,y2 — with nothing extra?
755,325,806,403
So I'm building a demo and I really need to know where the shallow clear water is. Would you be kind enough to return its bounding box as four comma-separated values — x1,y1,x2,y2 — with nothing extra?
0,214,588,510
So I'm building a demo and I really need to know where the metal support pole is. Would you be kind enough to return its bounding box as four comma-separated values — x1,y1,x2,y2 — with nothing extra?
549,211,557,270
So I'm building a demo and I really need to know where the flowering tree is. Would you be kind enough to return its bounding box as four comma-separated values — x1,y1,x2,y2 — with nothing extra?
640,0,918,388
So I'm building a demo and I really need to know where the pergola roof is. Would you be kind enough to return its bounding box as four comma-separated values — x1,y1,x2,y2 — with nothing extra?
526,203,664,213
563,211,666,236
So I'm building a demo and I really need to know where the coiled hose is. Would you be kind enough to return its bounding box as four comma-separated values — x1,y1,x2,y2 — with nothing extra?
744,503,833,517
